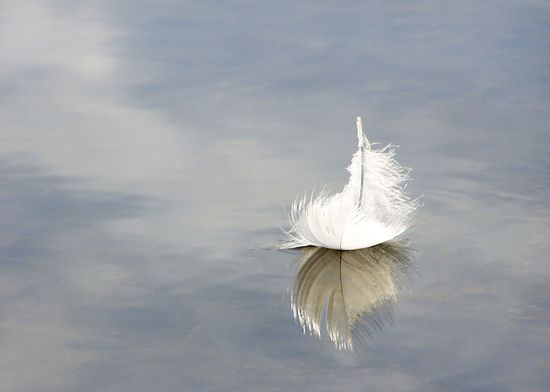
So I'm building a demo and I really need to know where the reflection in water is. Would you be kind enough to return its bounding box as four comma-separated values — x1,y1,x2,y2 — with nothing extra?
290,242,414,351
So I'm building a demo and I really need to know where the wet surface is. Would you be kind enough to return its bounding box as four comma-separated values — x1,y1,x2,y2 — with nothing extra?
1,1,549,391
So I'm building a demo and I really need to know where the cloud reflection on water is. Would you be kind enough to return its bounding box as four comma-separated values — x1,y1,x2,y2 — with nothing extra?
1,0,549,390
290,242,414,351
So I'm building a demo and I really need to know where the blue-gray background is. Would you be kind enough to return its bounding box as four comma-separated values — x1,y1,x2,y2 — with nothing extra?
1,1,549,391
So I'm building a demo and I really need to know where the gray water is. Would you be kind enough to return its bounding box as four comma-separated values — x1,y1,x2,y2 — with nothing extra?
1,1,549,391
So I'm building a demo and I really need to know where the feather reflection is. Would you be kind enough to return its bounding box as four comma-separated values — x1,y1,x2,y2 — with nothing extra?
291,242,414,351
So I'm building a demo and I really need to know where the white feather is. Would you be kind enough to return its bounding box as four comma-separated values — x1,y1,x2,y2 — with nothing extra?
280,117,419,250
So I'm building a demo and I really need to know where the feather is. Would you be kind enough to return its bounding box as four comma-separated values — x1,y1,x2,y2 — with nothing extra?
280,117,419,250
290,241,413,351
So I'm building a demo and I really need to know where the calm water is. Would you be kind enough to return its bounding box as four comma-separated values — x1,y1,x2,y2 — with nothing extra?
1,1,549,391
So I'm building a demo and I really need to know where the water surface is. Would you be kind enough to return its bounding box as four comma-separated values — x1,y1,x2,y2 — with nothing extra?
1,1,549,391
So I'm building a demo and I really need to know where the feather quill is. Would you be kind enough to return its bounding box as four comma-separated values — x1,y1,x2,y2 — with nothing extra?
280,117,418,250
